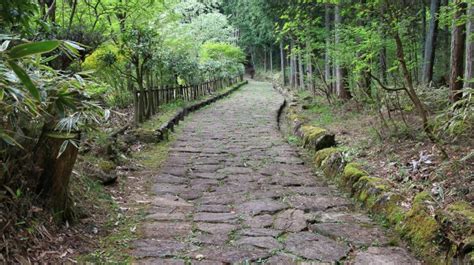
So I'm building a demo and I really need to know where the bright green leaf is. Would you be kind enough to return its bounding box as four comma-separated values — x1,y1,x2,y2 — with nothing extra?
8,40,60,59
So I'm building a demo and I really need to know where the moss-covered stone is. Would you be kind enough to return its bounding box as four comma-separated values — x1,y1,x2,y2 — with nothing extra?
445,201,474,223
342,163,368,188
299,125,336,151
301,125,326,144
370,192,406,225
322,151,345,179
133,128,156,143
400,192,441,260
353,176,389,208
98,159,116,173
314,147,339,167
435,201,474,262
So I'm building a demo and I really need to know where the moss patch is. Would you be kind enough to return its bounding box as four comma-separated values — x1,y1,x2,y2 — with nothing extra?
134,138,174,170
98,159,116,173
445,201,474,223
353,176,389,206
436,200,474,261
400,192,441,260
301,125,326,146
314,147,339,167
342,163,368,187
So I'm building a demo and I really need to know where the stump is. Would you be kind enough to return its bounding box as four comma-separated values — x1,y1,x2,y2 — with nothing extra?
34,131,80,221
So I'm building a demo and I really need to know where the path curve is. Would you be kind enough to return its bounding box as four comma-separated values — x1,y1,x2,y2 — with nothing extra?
133,81,419,264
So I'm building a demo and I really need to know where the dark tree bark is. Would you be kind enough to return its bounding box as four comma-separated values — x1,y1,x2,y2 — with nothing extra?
270,46,273,73
290,39,296,88
422,0,441,85
306,41,314,95
298,49,305,89
264,47,267,72
325,4,332,91
34,130,80,221
39,0,56,22
380,47,388,83
280,40,286,85
422,0,427,57
449,0,467,102
465,3,474,89
335,3,351,100
68,0,78,30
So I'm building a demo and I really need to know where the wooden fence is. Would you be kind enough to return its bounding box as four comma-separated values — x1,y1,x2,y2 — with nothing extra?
134,75,244,123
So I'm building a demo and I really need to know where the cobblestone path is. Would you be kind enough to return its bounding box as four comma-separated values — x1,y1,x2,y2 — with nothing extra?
132,81,419,264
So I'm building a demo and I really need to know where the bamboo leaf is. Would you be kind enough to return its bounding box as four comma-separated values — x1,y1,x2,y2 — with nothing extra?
8,40,60,59
57,140,69,159
7,60,40,100
0,130,23,148
0,40,10,52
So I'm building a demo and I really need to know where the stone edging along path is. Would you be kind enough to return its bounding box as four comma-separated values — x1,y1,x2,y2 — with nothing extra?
273,85,474,264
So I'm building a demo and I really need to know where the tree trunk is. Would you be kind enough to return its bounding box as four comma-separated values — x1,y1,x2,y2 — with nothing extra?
34,130,80,221
422,0,441,85
298,50,304,90
46,0,56,22
335,3,351,99
464,3,474,90
264,47,267,72
307,41,314,95
280,40,286,85
449,0,467,102
290,39,296,88
68,0,78,30
325,4,332,92
422,0,427,57
441,0,451,76
270,46,273,73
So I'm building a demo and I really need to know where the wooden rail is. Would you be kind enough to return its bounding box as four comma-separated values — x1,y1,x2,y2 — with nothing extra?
134,75,244,123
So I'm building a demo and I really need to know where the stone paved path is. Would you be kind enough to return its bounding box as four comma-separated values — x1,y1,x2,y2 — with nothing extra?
132,81,419,264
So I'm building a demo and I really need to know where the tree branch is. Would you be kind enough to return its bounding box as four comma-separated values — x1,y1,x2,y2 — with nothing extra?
369,72,406,92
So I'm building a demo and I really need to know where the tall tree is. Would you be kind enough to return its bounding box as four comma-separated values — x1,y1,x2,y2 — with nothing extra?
335,3,351,99
298,48,305,89
449,0,467,102
464,3,474,89
325,4,332,92
280,40,286,85
422,0,441,85
290,39,297,88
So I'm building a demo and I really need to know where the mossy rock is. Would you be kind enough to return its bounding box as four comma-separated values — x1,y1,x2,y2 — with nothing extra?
371,192,406,225
82,159,118,185
353,176,389,208
98,159,116,173
287,111,306,123
435,201,474,262
342,163,368,188
400,192,441,259
299,125,336,151
314,147,339,167
321,151,345,179
132,128,158,143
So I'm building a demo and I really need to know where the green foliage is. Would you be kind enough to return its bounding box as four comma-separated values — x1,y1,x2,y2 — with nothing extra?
201,42,246,63
0,0,37,35
434,88,474,138
82,44,125,71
